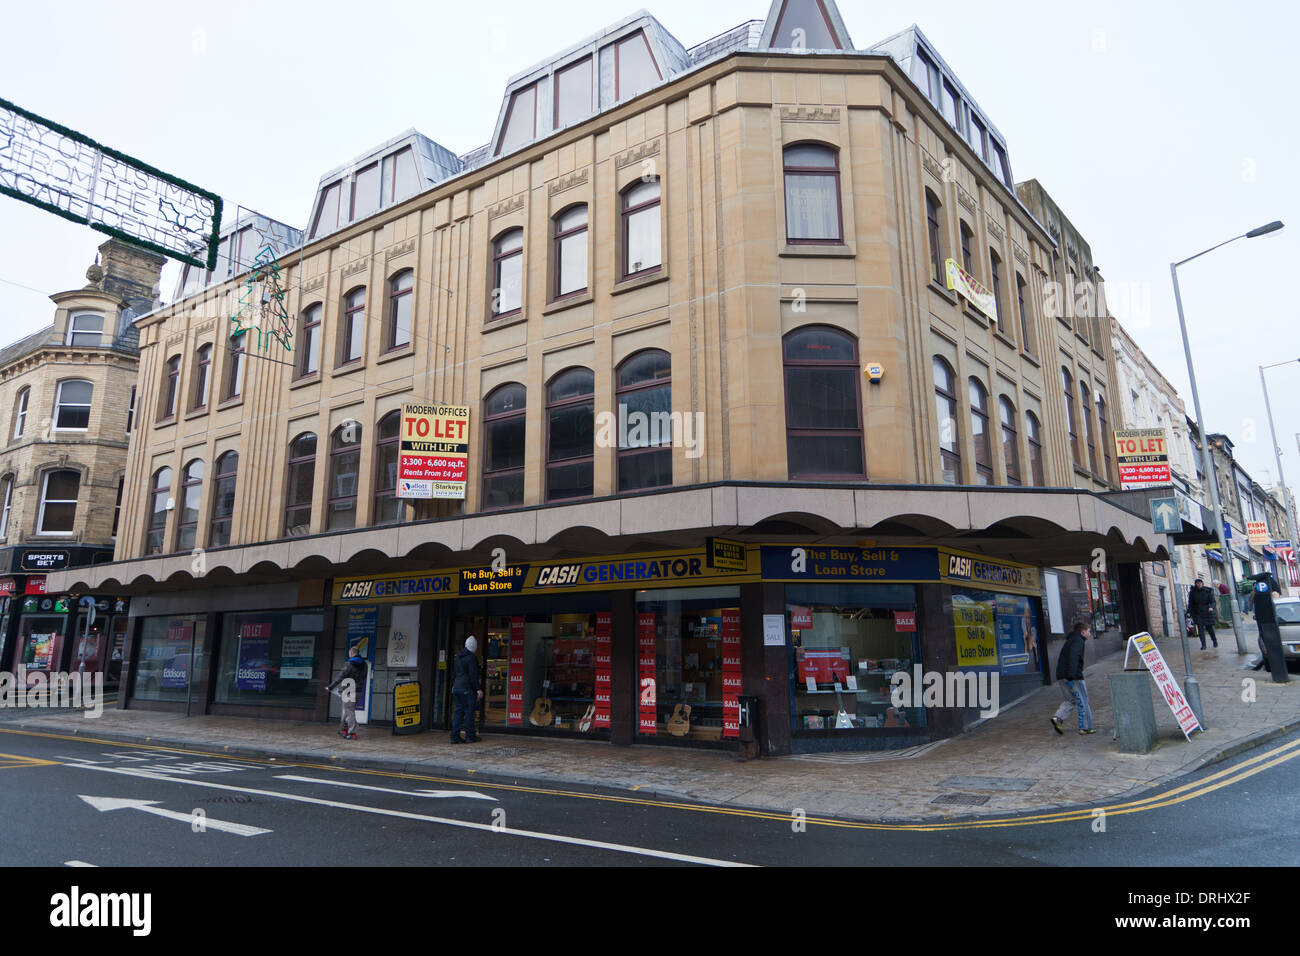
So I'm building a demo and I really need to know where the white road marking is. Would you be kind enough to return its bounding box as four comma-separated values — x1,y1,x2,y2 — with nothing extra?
275,775,496,801
75,764,754,867
64,861,98,867
78,794,272,837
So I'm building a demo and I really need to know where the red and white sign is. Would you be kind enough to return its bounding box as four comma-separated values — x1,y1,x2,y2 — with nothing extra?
397,402,470,500
1247,521,1270,549
721,610,742,738
507,617,526,725
594,611,612,728
894,611,917,632
1130,632,1201,739
0,578,15,596
24,575,47,595
1115,428,1171,488
638,613,657,736
790,607,813,630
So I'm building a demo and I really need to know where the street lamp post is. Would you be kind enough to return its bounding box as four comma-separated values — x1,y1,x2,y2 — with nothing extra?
1260,360,1300,572
1170,220,1283,662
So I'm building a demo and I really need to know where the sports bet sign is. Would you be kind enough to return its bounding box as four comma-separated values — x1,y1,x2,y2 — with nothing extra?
398,403,470,500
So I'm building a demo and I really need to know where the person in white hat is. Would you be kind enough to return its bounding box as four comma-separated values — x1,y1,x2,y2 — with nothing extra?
450,635,483,743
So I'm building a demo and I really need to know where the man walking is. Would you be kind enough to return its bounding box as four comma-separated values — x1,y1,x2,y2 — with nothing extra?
450,635,483,744
1187,578,1218,649
1050,620,1095,736
326,645,368,741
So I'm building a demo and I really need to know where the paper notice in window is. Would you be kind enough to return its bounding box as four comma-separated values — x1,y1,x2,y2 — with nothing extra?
805,676,818,694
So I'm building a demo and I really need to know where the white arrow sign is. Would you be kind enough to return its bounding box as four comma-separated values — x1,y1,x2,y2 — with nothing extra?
79,795,271,837
274,775,495,801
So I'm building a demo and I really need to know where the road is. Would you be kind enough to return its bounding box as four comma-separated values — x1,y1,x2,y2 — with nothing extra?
1,726,1298,868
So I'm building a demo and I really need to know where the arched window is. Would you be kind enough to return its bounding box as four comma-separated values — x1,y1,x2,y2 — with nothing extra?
54,380,93,431
160,355,181,420
11,386,29,440
225,332,245,400
989,251,1005,328
66,311,104,347
1062,368,1080,467
783,144,842,243
192,344,212,410
925,190,944,284
1081,379,1098,473
373,412,402,524
39,469,81,535
285,433,317,537
934,357,961,484
299,304,322,377
0,474,13,538
210,451,239,547
144,467,171,553
328,423,362,531
341,287,366,365
783,327,864,479
969,378,992,485
492,229,524,317
546,368,594,501
1000,397,1022,487
617,350,672,491
1097,395,1114,485
553,206,589,299
621,181,661,279
386,271,413,351
482,383,526,509
176,459,204,551
1026,411,1046,486
1016,273,1034,354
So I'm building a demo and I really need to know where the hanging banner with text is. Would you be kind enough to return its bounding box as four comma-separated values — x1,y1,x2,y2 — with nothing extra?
397,402,470,500
1114,428,1171,488
0,97,221,269
945,258,998,323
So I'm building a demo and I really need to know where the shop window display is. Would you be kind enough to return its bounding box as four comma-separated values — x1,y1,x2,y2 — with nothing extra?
133,616,207,703
787,585,926,731
952,588,1043,677
635,587,741,742
215,609,326,707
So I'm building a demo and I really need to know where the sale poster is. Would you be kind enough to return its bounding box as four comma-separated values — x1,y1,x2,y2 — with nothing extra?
721,610,741,738
594,611,612,729
638,612,657,735
508,617,526,726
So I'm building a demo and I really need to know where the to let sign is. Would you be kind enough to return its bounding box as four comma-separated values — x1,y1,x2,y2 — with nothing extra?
397,403,470,500
1115,428,1171,488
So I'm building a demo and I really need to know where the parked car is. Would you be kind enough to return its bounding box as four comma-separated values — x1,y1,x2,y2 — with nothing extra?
1275,598,1300,669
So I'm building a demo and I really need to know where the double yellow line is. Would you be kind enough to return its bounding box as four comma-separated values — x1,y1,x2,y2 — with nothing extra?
4,726,1298,832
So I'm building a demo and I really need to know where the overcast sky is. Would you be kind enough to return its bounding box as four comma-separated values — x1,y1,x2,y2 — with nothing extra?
2,0,1296,509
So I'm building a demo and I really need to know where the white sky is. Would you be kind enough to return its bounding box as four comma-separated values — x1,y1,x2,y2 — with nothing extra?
1,0,1296,509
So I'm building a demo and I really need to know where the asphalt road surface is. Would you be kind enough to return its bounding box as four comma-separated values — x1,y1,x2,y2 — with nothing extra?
1,726,1298,867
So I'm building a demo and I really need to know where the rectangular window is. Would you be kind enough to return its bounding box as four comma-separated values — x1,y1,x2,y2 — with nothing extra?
616,31,661,101
131,616,207,703
942,82,960,130
311,182,342,239
555,57,593,128
66,312,104,348
498,84,538,155
381,147,418,206
214,610,326,708
351,162,380,221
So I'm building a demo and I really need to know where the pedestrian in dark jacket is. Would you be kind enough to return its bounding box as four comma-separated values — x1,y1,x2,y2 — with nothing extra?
326,646,368,740
1050,621,1095,735
1187,578,1218,649
450,635,482,744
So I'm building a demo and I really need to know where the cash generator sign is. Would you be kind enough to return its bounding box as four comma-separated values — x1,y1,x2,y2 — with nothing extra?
940,549,1040,596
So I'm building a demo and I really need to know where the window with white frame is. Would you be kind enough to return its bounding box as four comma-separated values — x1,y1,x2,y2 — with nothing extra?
38,470,80,535
54,380,93,430
12,387,29,440
0,474,13,538
66,312,105,347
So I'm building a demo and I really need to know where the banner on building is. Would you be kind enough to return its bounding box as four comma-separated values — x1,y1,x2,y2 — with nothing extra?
945,258,998,323
397,403,470,500
1114,428,1171,488
0,96,221,269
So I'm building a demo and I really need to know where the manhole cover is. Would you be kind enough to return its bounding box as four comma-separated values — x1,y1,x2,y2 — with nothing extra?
940,775,1037,792
931,793,990,807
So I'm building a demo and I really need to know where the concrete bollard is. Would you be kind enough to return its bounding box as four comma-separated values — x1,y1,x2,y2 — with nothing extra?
1109,672,1159,755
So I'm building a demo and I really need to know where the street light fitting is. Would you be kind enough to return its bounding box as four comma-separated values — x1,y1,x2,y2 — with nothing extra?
1245,220,1284,239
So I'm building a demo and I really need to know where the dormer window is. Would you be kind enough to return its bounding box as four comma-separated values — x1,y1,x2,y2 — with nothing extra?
66,312,104,347
770,0,843,50
615,31,661,101
311,181,342,239
498,83,539,156
351,162,380,220
381,147,418,206
555,57,594,129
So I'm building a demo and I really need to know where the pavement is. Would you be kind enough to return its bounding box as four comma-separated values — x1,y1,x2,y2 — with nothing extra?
2,620,1295,824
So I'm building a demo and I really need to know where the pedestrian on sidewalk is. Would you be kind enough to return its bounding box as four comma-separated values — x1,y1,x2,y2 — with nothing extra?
1050,620,1095,736
451,635,483,744
1187,578,1219,650
326,646,368,741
